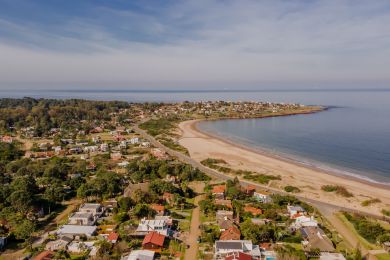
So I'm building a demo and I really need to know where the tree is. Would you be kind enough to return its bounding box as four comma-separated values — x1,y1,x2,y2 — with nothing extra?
7,190,34,214
118,197,134,212
44,183,65,213
14,219,35,248
133,204,156,219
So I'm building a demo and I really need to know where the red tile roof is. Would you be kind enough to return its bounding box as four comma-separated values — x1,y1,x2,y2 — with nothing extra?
212,185,225,194
220,226,241,240
244,206,263,216
150,204,165,212
225,252,252,260
34,250,55,260
107,232,119,242
142,231,165,247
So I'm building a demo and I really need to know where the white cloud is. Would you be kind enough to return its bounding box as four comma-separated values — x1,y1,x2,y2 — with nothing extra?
0,0,390,89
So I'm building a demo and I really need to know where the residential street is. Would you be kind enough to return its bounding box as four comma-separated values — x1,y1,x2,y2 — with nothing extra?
184,182,205,260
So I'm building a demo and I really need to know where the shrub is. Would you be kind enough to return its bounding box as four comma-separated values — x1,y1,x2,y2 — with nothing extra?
361,198,381,207
321,185,353,197
284,186,301,193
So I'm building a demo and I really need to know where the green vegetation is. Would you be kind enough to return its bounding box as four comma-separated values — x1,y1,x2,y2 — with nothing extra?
321,185,353,197
382,209,390,217
159,137,189,155
201,157,280,184
361,198,381,206
0,98,130,136
139,117,178,136
126,158,210,184
343,212,390,244
284,185,301,193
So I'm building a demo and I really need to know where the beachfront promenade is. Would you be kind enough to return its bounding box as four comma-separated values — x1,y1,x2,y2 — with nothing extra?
133,122,389,222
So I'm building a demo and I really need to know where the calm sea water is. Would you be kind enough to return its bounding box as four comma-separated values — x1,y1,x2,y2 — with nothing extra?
1,88,390,184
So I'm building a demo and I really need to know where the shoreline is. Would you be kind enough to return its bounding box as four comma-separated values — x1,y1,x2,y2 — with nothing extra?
178,118,390,216
193,119,390,189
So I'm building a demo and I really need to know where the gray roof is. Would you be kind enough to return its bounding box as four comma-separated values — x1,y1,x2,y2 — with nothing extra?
215,241,244,250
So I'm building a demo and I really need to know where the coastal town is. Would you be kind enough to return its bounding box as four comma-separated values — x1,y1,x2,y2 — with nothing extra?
0,98,389,260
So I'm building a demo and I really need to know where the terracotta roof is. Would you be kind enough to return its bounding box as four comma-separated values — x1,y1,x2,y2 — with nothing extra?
245,185,256,191
244,206,263,216
150,204,165,212
107,232,119,241
142,231,165,247
225,252,252,260
215,199,233,208
220,226,241,240
34,250,55,260
212,185,226,194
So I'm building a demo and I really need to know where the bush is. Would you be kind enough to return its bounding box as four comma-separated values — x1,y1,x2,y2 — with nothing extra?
361,198,381,207
284,186,301,193
321,185,353,197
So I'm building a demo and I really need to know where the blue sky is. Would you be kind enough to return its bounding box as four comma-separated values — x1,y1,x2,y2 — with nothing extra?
0,0,390,89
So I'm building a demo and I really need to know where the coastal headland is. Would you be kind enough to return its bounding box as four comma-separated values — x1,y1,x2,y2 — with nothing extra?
178,118,390,217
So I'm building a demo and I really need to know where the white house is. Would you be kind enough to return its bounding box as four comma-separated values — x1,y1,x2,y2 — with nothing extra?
68,212,95,226
67,241,97,253
293,215,318,229
57,225,97,237
129,137,139,145
287,205,306,218
253,190,272,203
45,236,73,251
78,203,104,218
126,250,155,260
135,218,169,236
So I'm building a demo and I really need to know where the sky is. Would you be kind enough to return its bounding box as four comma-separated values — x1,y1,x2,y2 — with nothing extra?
0,0,390,90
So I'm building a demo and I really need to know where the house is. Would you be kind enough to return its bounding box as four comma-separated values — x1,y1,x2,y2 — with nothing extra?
78,203,104,218
124,182,150,197
243,206,262,216
300,226,335,253
320,253,346,260
216,210,235,231
1,135,13,143
150,148,169,160
129,137,140,145
150,204,165,216
102,199,118,209
67,241,97,254
34,250,55,260
84,145,99,153
215,199,233,209
142,232,165,251
214,240,261,259
68,212,95,226
212,185,226,199
136,218,170,236
100,143,109,152
292,215,318,229
220,226,241,241
111,152,122,160
225,252,252,260
90,127,104,133
251,218,271,226
242,185,256,196
57,225,97,237
107,232,119,243
287,205,306,218
45,235,73,251
126,249,155,260
118,161,130,167
253,190,272,203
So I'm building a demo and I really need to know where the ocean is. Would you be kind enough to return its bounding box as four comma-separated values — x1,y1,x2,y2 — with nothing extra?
1,88,390,184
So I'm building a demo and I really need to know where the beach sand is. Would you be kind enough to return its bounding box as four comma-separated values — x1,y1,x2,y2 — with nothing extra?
178,119,390,216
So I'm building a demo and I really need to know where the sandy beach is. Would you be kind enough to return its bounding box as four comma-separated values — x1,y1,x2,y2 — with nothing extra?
178,119,390,216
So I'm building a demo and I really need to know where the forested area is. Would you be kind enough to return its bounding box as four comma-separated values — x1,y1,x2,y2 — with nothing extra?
0,98,131,136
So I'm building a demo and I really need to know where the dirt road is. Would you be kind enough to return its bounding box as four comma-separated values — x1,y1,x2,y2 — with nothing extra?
184,182,205,260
